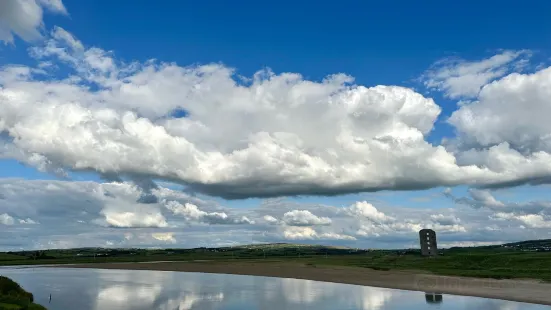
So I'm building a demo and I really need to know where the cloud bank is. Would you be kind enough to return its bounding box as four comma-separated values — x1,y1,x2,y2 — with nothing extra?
1,179,549,250
1,26,551,199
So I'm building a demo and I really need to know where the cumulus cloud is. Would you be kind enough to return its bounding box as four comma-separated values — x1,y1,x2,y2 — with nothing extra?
344,201,417,236
448,66,551,158
0,178,253,249
282,226,356,241
151,232,176,243
446,188,551,230
4,29,551,198
91,185,168,228
263,215,279,225
467,189,506,208
0,213,15,225
282,210,332,226
0,212,38,225
19,218,39,224
422,50,531,99
430,214,461,226
165,201,253,225
1,179,550,250
283,226,318,240
346,201,467,237
0,0,66,44
447,188,551,216
345,201,394,223
514,214,551,229
99,209,168,228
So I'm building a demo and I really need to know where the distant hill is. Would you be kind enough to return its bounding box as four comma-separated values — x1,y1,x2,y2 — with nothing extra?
490,239,551,251
222,243,354,250
3,239,551,256
447,239,551,252
502,239,551,248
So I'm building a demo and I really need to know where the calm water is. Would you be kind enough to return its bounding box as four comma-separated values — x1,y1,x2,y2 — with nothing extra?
0,267,548,310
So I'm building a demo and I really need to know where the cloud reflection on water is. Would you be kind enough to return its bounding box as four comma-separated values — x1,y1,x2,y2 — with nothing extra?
89,269,397,309
0,268,548,310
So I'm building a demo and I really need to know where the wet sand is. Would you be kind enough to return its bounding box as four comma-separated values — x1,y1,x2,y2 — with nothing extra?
52,261,551,306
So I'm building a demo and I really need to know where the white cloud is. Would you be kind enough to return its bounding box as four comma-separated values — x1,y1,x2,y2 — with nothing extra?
37,0,66,13
447,188,551,216
19,218,39,224
345,201,394,223
0,0,66,44
282,226,356,241
468,189,506,208
318,232,357,241
263,215,279,224
282,210,332,226
50,26,83,50
430,214,461,225
99,210,168,228
493,213,551,229
447,188,551,230
1,179,549,250
449,66,551,158
151,232,176,243
356,221,423,237
283,226,318,240
422,50,531,99
0,213,15,225
6,30,551,198
165,201,252,225
348,201,466,236
516,214,551,228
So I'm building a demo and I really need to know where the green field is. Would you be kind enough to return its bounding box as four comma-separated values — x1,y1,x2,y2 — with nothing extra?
1,240,551,282
0,276,47,310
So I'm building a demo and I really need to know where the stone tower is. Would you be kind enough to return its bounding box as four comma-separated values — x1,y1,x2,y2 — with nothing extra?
419,229,437,256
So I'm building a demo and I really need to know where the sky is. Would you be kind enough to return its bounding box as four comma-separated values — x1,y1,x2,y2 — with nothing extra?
1,0,551,250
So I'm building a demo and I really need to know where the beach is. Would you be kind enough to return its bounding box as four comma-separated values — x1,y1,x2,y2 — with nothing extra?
51,261,551,306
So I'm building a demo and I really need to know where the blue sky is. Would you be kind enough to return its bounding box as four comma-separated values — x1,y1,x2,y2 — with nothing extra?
1,0,551,249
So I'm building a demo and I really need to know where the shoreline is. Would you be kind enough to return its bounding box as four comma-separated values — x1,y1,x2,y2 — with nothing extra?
47,261,551,306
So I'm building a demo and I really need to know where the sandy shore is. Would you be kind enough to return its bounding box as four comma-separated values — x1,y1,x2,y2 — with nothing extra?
51,261,551,306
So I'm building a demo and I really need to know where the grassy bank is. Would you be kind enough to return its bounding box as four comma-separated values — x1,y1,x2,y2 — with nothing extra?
0,276,46,310
2,242,551,282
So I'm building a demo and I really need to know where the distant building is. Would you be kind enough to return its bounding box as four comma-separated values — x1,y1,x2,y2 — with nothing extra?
419,229,437,256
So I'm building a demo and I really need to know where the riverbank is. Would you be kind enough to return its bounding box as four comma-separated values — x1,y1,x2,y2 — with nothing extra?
51,261,551,306
4,243,551,281
0,276,46,309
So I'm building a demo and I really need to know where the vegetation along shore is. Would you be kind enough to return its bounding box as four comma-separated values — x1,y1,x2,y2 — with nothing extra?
0,276,46,310
2,239,551,306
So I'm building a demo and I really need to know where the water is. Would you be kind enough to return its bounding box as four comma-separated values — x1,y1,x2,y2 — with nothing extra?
0,267,548,310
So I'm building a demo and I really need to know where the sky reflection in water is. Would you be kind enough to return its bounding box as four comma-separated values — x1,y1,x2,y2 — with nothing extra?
0,268,548,310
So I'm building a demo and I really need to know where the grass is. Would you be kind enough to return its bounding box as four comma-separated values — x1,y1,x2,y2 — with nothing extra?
0,276,47,310
1,246,551,283
297,251,551,281
0,254,26,262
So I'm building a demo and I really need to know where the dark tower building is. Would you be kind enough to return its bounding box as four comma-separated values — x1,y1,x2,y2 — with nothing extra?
419,229,437,256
